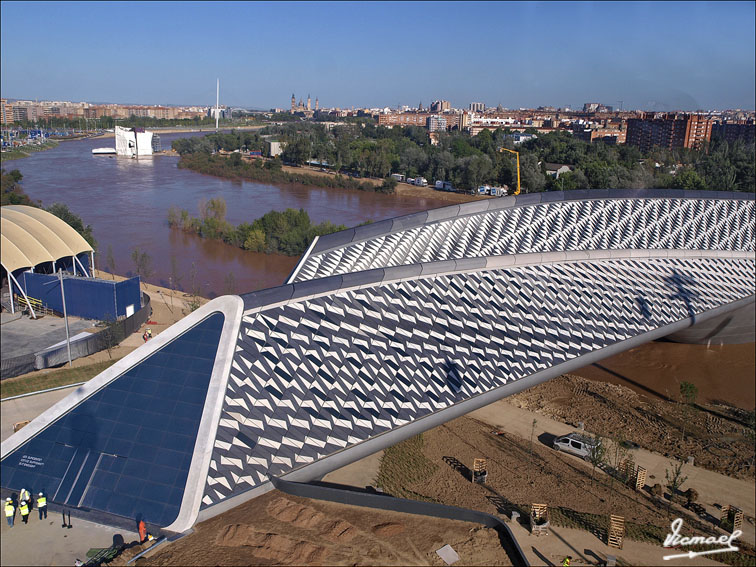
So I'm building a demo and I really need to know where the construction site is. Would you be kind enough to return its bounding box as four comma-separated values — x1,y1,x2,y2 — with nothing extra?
119,350,755,567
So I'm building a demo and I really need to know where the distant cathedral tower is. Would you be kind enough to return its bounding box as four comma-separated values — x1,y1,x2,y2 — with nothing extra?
307,94,311,111
315,97,319,111
291,93,296,114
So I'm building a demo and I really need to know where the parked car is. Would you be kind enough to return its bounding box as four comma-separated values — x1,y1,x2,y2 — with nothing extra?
553,432,599,461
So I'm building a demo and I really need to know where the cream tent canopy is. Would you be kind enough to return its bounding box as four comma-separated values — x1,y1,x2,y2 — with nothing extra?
1,205,94,274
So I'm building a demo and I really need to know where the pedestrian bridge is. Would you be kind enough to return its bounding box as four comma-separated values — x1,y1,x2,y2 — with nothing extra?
2,190,754,533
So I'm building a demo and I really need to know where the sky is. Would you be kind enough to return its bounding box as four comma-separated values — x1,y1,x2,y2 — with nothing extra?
1,1,754,111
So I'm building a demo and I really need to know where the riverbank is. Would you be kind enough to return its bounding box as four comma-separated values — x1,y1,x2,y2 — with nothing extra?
0,140,59,162
180,152,491,204
281,163,490,204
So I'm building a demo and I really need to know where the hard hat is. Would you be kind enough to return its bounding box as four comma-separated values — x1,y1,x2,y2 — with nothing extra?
20,501,26,505
39,492,43,496
5,497,9,501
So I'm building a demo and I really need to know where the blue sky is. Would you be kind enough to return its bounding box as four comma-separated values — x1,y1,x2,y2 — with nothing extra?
1,1,754,111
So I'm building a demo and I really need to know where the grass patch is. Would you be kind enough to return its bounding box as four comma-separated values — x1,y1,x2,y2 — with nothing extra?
0,140,59,162
1,359,121,399
376,434,439,502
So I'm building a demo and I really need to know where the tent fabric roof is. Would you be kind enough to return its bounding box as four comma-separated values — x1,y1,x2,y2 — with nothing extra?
1,205,93,273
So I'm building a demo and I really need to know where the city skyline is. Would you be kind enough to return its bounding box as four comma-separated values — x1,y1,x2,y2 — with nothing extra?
1,1,755,111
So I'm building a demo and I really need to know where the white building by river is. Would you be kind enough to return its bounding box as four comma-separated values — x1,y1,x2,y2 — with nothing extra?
114,125,156,157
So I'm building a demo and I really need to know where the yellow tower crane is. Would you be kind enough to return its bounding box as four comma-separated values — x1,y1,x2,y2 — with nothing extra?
499,147,521,195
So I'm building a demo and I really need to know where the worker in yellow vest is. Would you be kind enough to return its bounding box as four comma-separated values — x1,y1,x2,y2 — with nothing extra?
19,488,30,508
19,500,30,524
561,556,572,567
37,493,47,519
4,498,14,527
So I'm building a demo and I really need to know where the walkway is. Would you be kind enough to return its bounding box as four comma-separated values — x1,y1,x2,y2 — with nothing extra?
0,507,137,567
470,400,756,545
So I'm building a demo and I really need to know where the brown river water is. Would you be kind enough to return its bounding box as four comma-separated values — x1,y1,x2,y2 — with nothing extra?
6,132,451,297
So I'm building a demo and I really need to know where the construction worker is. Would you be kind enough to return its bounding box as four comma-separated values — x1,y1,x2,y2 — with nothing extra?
146,328,153,339
138,519,147,543
561,556,572,567
37,492,47,519
19,500,29,524
19,487,31,508
4,498,14,527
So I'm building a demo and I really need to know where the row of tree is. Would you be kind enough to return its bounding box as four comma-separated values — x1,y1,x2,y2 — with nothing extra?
1,168,97,249
167,198,347,256
175,150,397,194
185,122,753,194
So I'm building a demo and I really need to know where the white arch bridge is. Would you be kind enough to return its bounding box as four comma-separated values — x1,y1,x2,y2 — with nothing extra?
2,190,754,534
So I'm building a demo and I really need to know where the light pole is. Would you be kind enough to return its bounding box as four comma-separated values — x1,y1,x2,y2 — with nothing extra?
44,270,72,366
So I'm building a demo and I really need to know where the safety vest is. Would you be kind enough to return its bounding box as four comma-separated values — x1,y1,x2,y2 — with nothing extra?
37,496,47,507
4,503,13,517
562,559,571,567
19,490,30,502
19,502,29,515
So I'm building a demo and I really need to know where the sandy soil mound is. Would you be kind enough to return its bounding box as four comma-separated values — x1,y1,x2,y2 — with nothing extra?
372,522,405,537
214,525,328,563
144,491,511,566
266,498,356,542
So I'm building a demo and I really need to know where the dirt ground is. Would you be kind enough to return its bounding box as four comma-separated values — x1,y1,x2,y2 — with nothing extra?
376,415,755,561
508,374,755,481
572,341,756,409
132,491,511,567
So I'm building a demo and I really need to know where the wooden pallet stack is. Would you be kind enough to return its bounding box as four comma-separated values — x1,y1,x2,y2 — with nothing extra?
720,505,744,533
472,458,488,484
530,503,549,536
618,458,635,483
608,515,625,549
635,466,647,491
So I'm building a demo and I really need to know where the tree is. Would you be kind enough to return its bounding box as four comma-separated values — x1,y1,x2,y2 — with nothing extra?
679,381,698,441
106,245,116,280
167,254,183,312
99,313,121,360
665,459,689,509
607,432,629,510
527,418,537,484
46,203,97,250
520,154,546,193
185,261,202,313
587,434,607,486
131,247,153,290
671,168,706,191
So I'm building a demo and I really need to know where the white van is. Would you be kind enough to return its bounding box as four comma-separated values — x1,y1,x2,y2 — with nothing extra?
553,432,599,461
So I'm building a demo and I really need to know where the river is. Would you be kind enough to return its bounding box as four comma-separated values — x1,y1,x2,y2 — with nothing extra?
5,133,452,297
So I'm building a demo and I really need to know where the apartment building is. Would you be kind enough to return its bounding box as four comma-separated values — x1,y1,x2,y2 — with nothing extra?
712,121,755,145
427,115,447,132
626,112,713,151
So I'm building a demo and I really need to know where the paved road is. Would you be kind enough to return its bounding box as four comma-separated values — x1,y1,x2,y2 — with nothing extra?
1,312,94,360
